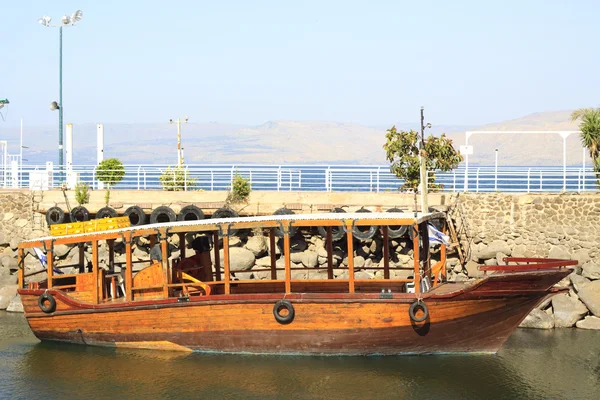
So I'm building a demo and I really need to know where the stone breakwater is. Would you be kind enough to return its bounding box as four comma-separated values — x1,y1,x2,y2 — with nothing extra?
0,190,599,330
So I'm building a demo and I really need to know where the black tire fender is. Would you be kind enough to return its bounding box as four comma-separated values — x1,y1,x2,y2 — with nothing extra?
386,207,409,239
70,206,90,222
150,206,176,224
317,207,346,242
38,293,57,314
352,207,378,241
212,207,240,236
124,205,147,226
177,205,205,221
273,300,295,324
96,206,118,219
46,206,65,226
273,207,296,237
409,301,429,323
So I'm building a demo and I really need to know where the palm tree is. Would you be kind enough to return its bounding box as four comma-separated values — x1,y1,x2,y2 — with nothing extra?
571,108,600,175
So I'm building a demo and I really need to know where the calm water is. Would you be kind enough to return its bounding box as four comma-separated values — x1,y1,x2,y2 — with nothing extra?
1,311,599,400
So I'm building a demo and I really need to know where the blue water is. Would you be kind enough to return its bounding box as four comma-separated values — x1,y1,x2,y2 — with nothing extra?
1,311,599,400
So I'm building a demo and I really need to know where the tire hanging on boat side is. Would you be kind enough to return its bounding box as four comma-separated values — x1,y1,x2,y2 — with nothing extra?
273,207,296,237
351,207,377,241
124,205,147,226
408,301,428,323
70,206,90,222
45,206,65,226
177,205,205,221
273,300,295,324
385,207,408,239
38,293,56,314
317,207,346,242
96,206,118,219
150,206,176,224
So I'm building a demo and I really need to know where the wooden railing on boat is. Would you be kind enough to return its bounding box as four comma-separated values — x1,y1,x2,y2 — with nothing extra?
17,213,448,304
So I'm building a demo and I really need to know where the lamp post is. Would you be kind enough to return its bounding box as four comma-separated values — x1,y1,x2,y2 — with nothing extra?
170,117,189,167
495,148,498,191
38,10,83,180
419,107,431,213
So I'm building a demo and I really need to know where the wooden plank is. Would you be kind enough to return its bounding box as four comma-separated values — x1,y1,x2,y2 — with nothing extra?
326,227,333,280
269,228,277,280
17,247,24,289
78,244,85,273
92,240,99,304
47,245,54,289
346,223,354,294
161,236,169,298
283,227,291,294
383,226,390,279
412,224,420,294
213,231,221,282
125,236,133,301
223,235,231,295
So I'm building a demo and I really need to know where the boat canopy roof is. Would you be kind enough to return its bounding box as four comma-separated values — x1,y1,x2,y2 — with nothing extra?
21,211,446,246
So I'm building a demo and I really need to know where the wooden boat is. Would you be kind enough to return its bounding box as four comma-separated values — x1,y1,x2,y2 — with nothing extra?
16,212,575,355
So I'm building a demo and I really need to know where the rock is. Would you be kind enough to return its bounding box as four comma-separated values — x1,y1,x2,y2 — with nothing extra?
301,250,318,268
317,247,328,258
364,258,373,268
577,280,600,317
14,218,28,228
229,236,242,247
133,246,148,259
581,261,600,280
572,249,591,268
496,252,508,265
1,255,18,271
454,273,468,282
554,275,572,289
53,244,71,258
465,260,483,278
0,232,6,246
576,316,600,330
355,270,373,280
3,212,14,221
511,244,533,258
0,285,18,310
397,253,411,265
290,252,303,264
217,247,255,272
571,273,591,292
9,237,20,251
289,237,307,252
353,256,365,269
476,240,511,260
245,235,268,257
552,293,589,327
548,246,571,261
0,273,17,286
255,256,273,268
6,295,23,313
267,242,281,256
519,308,554,329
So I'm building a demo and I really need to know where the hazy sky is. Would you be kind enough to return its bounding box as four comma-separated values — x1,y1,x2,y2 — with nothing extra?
1,0,598,128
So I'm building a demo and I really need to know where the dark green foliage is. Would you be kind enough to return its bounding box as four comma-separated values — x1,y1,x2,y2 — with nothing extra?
383,126,463,191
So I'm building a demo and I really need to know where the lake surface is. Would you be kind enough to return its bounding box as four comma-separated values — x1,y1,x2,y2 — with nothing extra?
1,311,599,400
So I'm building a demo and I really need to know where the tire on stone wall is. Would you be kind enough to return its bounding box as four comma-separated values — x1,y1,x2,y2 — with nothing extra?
352,207,377,240
150,206,176,224
177,205,205,221
317,207,346,242
385,207,408,239
45,206,65,226
70,206,90,222
96,206,118,219
124,205,147,226
273,207,296,237
212,207,240,236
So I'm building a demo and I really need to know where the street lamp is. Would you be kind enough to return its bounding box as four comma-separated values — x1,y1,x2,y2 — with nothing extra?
38,10,83,179
170,116,189,167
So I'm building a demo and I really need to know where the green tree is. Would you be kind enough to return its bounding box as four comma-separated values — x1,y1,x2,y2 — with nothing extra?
159,166,198,191
226,172,251,203
96,158,125,205
383,126,463,191
74,182,90,205
571,108,600,174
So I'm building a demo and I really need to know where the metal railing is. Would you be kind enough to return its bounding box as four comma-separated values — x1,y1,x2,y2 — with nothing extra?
0,163,598,193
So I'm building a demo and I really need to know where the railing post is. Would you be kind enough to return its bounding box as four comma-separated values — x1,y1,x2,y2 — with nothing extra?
184,166,188,191
210,170,214,191
298,169,302,189
137,166,141,190
476,168,480,192
277,166,281,191
527,168,531,193
377,166,381,193
539,170,542,191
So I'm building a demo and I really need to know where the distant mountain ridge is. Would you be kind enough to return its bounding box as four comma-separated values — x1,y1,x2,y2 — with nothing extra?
0,110,589,166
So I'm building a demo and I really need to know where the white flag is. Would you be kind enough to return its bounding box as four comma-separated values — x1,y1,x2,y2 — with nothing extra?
427,223,451,247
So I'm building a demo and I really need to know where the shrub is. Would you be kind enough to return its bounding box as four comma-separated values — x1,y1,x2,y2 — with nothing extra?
159,167,197,191
227,173,251,203
74,182,90,205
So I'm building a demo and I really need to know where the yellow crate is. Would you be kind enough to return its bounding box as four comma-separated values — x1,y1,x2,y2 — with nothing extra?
50,216,131,236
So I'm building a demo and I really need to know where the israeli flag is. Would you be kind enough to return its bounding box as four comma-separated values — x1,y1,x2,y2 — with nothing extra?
33,247,63,274
427,222,451,247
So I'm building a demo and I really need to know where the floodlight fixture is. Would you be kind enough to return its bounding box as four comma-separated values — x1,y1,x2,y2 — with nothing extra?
72,10,83,23
50,101,60,111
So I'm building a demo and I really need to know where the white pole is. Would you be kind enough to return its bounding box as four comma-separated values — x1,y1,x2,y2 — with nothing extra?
495,148,498,191
464,132,470,192
583,147,586,191
562,136,567,191
20,118,23,187
97,123,104,189
65,123,73,173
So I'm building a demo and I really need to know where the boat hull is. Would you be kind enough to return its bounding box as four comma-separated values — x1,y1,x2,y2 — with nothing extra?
19,290,548,355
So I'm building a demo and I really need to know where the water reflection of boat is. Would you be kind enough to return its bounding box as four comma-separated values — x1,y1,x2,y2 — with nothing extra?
17,212,575,355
